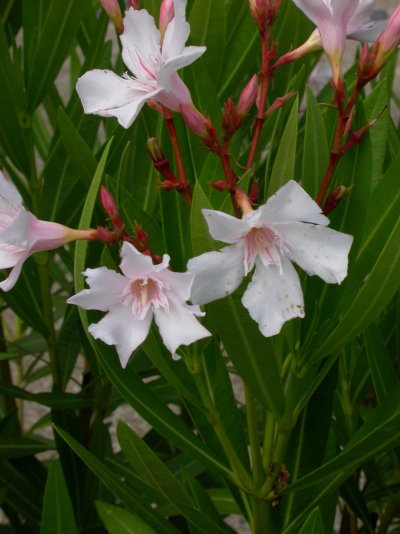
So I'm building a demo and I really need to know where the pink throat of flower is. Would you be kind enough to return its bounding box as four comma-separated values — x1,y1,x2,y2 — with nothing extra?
244,226,283,274
126,276,169,319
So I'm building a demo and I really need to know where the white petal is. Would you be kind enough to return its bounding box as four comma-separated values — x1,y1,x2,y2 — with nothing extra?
201,209,252,244
0,257,27,292
0,171,22,209
120,8,160,76
119,242,162,280
279,221,353,284
67,267,129,312
0,209,33,249
88,304,152,368
259,180,329,226
154,295,210,354
187,244,245,305
158,46,206,90
0,243,26,268
162,0,190,59
242,257,305,337
156,268,194,302
76,70,160,128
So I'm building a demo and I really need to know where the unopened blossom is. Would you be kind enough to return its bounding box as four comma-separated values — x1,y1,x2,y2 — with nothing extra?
0,172,95,291
76,0,206,128
68,242,211,367
188,181,353,337
370,5,400,72
290,0,386,86
100,0,123,33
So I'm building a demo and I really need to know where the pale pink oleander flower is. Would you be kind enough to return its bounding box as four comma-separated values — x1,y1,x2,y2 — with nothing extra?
76,0,206,128
188,181,353,337
290,0,386,86
68,242,211,367
0,171,95,291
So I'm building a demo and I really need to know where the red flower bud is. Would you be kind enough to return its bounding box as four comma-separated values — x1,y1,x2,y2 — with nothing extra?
100,186,123,229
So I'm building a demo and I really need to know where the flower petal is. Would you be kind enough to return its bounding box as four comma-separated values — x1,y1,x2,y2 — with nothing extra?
187,244,245,305
156,73,192,109
156,268,194,302
67,267,129,312
201,209,252,244
120,7,161,76
158,46,206,91
154,295,210,354
119,242,168,280
162,0,190,59
76,70,160,128
279,221,353,284
0,243,26,269
242,257,305,337
0,257,27,292
258,180,329,226
88,304,152,368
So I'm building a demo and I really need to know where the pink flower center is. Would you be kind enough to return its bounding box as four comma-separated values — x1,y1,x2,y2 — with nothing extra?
127,276,169,319
243,226,284,274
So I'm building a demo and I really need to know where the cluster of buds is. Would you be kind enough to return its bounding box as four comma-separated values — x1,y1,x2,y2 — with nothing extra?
222,75,258,140
249,0,281,30
147,138,182,191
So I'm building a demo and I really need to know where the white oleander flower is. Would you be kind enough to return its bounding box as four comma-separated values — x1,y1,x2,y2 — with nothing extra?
188,180,353,337
76,0,206,128
68,242,211,367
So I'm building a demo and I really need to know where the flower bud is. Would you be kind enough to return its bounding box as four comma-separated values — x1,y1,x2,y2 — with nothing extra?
100,0,123,33
100,186,123,229
249,0,281,28
146,137,165,163
273,29,322,69
129,0,139,8
181,104,212,138
370,6,400,74
159,0,174,37
237,75,258,117
323,185,352,215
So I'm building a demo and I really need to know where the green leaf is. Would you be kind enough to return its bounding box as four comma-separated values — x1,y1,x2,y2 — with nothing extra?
0,436,52,459
301,87,328,198
26,0,90,110
96,501,157,534
364,324,398,404
0,383,93,410
41,460,78,534
54,426,179,534
298,508,325,534
117,421,229,533
281,383,400,532
57,107,97,186
310,152,400,362
267,97,299,196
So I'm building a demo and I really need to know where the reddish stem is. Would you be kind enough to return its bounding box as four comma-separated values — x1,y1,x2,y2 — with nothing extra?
316,86,360,206
164,112,192,205
246,30,270,170
218,145,241,217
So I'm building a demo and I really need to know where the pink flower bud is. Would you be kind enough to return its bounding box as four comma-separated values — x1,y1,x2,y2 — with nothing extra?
237,75,258,117
180,104,211,138
100,0,123,33
159,0,174,36
371,6,400,72
100,186,123,229
129,0,139,8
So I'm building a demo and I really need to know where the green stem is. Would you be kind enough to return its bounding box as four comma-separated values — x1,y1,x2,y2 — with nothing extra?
187,357,253,491
260,431,290,497
245,386,271,533
262,411,276,472
377,489,400,534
